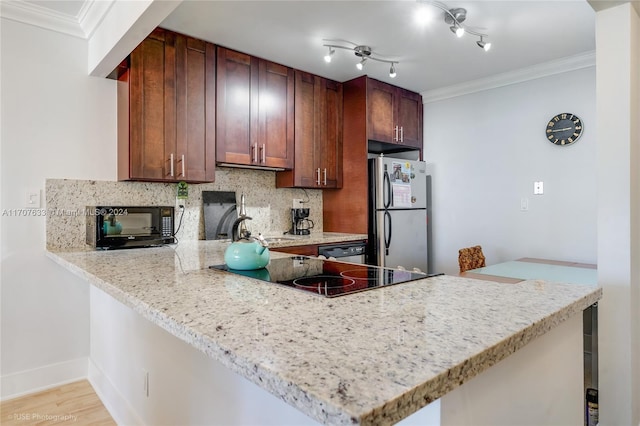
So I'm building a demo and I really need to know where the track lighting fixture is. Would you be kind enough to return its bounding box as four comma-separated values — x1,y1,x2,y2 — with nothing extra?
419,1,491,51
322,39,399,78
450,24,465,37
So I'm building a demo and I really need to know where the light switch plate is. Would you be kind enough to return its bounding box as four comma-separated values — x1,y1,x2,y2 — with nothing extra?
25,189,41,208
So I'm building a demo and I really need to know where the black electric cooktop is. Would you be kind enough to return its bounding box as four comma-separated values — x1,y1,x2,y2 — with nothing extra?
209,256,442,298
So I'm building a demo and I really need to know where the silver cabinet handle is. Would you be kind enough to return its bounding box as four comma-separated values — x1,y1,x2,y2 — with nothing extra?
400,126,404,143
252,143,258,163
316,168,321,185
323,168,327,186
394,125,399,142
181,154,185,177
261,144,266,163
169,153,175,177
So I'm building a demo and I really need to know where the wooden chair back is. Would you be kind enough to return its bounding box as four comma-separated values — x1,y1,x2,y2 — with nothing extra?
458,245,486,273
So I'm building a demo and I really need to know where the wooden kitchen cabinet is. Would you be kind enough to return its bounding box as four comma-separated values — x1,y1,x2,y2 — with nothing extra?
216,46,294,169
271,244,319,256
367,78,423,149
276,71,343,188
324,76,423,234
117,28,216,183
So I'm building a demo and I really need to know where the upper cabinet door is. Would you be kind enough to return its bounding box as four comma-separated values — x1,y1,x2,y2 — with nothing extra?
258,60,294,169
216,46,294,169
396,88,423,149
365,77,423,149
367,79,396,144
216,47,257,166
318,77,343,188
123,29,176,181
276,71,342,189
175,35,216,182
118,28,215,183
289,70,318,187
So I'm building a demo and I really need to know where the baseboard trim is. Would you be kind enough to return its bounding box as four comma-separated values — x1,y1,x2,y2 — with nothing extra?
0,357,88,401
88,359,144,426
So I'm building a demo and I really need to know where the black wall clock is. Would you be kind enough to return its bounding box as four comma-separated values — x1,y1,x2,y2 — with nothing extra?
545,113,583,146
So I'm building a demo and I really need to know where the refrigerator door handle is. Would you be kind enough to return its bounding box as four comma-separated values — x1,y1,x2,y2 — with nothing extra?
383,170,391,209
384,210,392,255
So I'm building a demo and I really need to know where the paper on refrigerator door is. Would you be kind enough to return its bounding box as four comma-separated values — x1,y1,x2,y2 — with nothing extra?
392,184,412,207
391,161,412,207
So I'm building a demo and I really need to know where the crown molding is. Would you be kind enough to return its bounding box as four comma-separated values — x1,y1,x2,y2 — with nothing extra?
80,0,114,39
0,0,113,39
421,50,596,104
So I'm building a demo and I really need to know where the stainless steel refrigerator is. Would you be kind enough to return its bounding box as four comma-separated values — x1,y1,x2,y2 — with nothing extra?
368,155,433,273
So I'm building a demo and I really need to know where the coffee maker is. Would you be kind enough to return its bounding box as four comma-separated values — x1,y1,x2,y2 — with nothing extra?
290,208,312,235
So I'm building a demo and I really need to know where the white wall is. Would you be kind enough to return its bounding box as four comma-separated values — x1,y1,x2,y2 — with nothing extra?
424,67,597,274
594,4,640,425
0,18,117,397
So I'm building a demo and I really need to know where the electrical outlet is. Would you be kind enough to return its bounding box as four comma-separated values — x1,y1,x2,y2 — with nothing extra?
292,199,304,209
534,181,544,195
520,197,529,211
25,189,41,208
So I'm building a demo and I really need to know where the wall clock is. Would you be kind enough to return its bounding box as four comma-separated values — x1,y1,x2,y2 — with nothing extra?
545,113,583,146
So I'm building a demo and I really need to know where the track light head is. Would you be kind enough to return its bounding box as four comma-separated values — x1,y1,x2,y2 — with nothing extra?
477,37,491,51
356,57,367,71
389,63,396,78
324,47,335,63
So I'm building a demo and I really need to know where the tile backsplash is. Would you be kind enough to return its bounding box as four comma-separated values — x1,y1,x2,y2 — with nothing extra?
46,167,322,250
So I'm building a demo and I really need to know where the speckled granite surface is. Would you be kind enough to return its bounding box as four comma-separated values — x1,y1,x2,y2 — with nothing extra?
47,241,601,425
45,167,323,250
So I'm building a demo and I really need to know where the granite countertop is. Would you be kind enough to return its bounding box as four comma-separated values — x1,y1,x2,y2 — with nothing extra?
47,241,601,425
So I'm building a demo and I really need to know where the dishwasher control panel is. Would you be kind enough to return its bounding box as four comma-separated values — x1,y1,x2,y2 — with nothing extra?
318,242,367,260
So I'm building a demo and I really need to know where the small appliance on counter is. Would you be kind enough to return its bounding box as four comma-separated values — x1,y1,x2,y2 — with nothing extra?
289,208,313,235
224,215,270,270
86,206,175,249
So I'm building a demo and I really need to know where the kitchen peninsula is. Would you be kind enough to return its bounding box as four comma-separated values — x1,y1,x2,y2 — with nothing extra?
47,242,601,425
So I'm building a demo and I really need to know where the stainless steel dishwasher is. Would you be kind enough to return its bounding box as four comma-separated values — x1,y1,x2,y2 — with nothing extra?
317,241,367,264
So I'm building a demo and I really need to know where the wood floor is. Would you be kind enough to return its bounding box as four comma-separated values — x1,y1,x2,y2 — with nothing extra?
1,380,115,426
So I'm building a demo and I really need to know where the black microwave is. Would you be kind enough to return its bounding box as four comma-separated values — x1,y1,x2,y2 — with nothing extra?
86,206,175,249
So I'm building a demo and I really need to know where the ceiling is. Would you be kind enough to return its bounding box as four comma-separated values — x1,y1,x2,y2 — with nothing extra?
14,0,596,93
